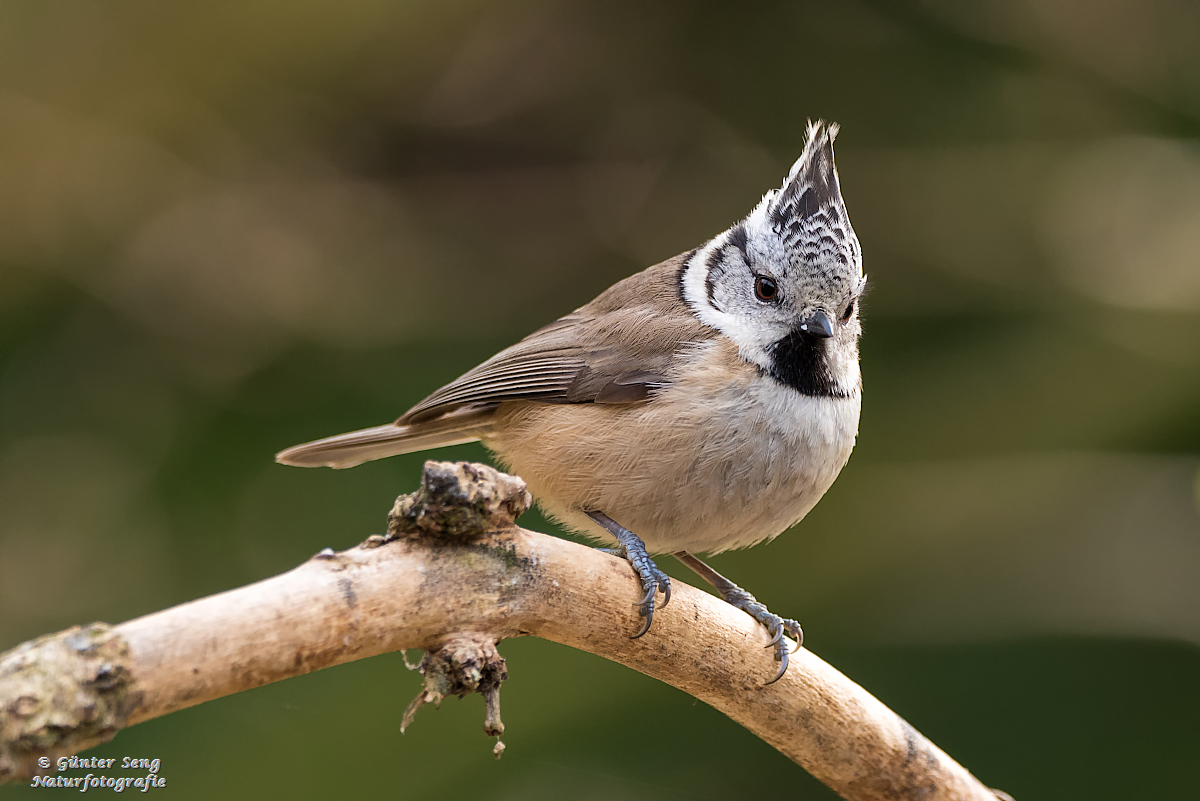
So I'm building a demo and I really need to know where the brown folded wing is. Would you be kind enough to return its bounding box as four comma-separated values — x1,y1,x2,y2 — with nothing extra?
398,254,714,425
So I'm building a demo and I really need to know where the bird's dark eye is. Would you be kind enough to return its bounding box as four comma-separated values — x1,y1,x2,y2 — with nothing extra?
754,276,778,302
841,298,856,322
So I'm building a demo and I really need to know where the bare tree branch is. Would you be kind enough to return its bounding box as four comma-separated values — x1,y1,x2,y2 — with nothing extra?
0,461,1009,801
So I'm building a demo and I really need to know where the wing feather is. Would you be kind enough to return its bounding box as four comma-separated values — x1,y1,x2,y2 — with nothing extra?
398,254,714,425
277,253,716,469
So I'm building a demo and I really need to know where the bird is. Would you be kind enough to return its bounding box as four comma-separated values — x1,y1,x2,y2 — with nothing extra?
277,120,865,682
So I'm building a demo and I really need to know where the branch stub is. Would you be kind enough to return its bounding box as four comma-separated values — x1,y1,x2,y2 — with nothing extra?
400,635,508,756
387,461,532,540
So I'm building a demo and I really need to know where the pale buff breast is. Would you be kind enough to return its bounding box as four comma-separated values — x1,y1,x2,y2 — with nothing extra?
483,340,861,555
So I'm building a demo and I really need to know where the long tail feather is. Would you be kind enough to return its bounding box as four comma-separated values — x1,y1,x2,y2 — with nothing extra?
276,414,493,469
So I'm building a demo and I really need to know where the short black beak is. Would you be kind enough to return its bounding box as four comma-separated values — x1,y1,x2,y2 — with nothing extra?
798,310,834,339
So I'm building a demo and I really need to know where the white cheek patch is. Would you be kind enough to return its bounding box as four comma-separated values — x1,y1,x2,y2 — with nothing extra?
680,239,776,372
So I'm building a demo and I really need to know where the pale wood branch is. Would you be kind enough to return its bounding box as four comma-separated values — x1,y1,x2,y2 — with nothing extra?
0,461,1008,801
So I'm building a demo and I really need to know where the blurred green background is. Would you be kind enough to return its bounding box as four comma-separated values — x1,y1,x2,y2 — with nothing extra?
2,1,1199,798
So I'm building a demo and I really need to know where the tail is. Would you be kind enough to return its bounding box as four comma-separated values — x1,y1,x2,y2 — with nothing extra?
276,412,493,469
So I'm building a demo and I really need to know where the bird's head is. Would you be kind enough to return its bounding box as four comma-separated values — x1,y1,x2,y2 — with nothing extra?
682,120,865,397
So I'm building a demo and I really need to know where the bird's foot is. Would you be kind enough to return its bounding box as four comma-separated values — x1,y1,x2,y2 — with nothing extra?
587,511,671,638
719,584,803,684
672,551,802,684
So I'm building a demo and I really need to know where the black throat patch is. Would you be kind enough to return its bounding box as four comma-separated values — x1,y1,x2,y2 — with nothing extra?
767,331,852,398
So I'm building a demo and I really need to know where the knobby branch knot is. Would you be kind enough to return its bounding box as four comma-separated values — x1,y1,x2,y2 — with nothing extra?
387,461,532,541
400,634,509,758
385,462,525,757
0,624,141,782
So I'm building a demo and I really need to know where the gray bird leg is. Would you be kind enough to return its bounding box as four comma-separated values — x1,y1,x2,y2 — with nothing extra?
585,511,671,638
674,551,803,684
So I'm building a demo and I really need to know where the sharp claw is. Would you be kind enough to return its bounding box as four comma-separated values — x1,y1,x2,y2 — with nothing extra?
631,607,654,639
766,646,789,685
789,622,804,649
659,576,671,609
765,623,784,648
637,583,657,608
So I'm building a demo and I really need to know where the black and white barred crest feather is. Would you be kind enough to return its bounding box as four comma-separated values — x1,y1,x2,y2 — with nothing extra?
772,124,839,222
754,120,862,286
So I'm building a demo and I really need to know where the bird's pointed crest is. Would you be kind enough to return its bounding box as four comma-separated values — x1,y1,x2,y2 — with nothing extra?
765,120,843,243
728,119,862,292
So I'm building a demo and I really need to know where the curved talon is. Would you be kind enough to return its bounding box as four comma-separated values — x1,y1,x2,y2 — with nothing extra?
631,607,654,639
659,576,671,609
765,623,784,648
782,618,801,652
637,583,657,608
766,647,789,685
